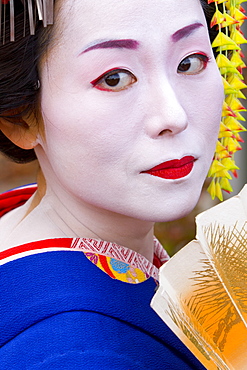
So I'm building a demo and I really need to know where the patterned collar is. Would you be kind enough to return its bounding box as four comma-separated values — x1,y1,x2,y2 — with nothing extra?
0,237,169,284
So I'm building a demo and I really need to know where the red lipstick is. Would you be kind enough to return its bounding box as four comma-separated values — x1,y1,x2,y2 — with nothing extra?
143,156,195,180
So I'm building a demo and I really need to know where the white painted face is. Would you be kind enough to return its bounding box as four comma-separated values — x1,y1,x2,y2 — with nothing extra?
37,0,224,222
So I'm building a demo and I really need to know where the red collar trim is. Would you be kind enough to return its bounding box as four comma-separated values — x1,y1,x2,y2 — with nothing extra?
0,184,37,217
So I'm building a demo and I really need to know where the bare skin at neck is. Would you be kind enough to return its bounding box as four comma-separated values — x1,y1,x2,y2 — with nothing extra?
12,169,155,262
25,169,46,217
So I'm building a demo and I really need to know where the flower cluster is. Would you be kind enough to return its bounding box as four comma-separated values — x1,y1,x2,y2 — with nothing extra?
207,0,247,200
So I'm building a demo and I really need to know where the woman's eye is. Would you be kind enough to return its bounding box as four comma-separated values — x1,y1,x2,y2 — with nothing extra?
91,69,137,92
177,54,209,75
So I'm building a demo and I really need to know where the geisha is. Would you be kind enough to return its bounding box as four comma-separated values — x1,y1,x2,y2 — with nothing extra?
0,0,244,368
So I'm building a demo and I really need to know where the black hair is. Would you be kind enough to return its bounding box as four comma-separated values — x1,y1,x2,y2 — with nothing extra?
0,0,54,163
0,0,217,163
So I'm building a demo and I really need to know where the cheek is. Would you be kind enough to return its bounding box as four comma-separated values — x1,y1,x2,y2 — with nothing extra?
184,71,224,136
40,89,143,170
179,69,224,171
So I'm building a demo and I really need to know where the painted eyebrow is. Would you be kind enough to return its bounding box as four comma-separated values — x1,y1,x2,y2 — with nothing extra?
81,39,140,54
171,23,203,42
80,23,202,55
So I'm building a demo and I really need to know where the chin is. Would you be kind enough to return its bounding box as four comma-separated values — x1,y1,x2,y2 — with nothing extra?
140,184,203,223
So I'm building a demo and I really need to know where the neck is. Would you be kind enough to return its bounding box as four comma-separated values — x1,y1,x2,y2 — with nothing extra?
26,171,155,262
46,185,155,262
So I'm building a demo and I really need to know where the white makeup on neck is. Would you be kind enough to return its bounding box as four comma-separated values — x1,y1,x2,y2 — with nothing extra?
1,0,224,260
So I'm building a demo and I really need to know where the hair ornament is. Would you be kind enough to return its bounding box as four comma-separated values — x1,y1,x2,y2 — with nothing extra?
0,0,53,44
34,79,41,90
207,0,247,201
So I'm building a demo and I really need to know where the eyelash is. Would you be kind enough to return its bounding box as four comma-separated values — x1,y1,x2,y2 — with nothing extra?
177,53,209,75
91,53,209,92
91,68,137,92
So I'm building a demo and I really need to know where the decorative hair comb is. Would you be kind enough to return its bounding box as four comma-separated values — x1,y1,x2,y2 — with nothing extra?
0,0,53,42
0,0,246,200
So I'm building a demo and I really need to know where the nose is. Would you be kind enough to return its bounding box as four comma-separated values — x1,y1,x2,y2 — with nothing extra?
144,79,188,138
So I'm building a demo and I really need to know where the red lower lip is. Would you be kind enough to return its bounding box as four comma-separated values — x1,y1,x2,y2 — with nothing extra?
143,156,195,180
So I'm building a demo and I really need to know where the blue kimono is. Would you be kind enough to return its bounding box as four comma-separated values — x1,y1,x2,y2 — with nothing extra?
0,248,206,369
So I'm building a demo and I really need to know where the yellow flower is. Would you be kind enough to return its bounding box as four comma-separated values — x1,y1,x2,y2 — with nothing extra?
227,75,247,90
230,51,246,68
224,116,246,132
215,182,223,201
208,160,226,177
221,157,239,170
223,137,242,152
207,179,216,200
225,96,246,112
219,178,233,193
221,13,239,28
232,8,247,22
212,32,240,50
230,29,247,45
210,10,225,27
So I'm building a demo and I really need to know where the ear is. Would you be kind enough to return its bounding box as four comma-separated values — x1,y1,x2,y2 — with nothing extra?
0,110,39,150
